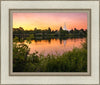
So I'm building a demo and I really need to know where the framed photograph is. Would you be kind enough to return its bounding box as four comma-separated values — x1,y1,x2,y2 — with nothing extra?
0,0,100,85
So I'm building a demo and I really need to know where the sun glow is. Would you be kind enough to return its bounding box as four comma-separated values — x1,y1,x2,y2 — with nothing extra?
13,13,87,31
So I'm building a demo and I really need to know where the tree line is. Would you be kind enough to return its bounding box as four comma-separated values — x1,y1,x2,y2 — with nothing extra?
13,27,87,41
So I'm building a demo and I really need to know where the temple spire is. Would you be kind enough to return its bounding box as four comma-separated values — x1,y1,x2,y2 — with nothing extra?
63,23,67,30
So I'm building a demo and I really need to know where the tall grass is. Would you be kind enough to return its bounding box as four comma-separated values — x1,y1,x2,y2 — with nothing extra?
13,41,87,72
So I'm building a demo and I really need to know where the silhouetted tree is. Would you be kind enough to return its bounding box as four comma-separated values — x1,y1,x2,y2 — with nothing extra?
60,26,63,31
34,27,37,31
48,27,51,33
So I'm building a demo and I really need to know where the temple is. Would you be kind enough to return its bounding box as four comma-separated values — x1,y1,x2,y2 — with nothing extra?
63,23,67,31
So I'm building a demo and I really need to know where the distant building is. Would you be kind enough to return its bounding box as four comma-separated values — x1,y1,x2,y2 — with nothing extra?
63,23,67,31
63,23,70,31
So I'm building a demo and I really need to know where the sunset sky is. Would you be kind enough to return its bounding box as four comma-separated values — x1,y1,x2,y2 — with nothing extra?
13,12,87,31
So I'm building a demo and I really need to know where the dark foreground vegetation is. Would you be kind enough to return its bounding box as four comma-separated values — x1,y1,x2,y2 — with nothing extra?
13,39,87,72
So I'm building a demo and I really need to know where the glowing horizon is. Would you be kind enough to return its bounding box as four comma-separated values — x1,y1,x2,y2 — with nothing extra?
13,13,87,31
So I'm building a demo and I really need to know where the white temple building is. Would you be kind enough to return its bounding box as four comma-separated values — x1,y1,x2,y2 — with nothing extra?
63,23,67,30
63,23,70,31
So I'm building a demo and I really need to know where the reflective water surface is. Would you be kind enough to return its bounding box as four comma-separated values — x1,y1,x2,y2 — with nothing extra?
24,38,86,56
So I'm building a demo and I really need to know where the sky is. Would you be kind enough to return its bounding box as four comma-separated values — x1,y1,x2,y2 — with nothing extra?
13,12,87,31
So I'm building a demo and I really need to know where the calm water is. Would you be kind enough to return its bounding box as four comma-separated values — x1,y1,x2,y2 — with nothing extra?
23,38,86,56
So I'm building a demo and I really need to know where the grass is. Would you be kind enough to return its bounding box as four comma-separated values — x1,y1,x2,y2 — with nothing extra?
13,40,87,72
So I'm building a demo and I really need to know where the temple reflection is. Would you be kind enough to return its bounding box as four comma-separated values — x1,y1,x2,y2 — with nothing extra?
63,40,67,46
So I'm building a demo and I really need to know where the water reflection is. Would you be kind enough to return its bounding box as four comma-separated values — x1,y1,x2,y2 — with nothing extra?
63,40,67,46
24,38,86,56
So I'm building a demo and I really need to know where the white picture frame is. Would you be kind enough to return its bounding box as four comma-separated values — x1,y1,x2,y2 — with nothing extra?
0,0,100,85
